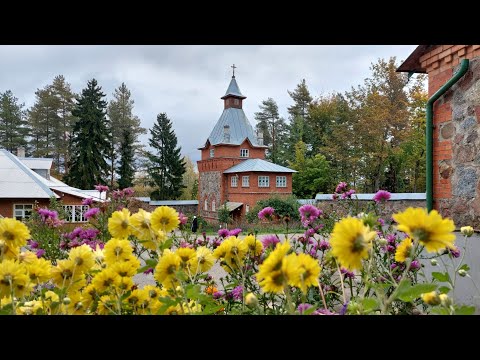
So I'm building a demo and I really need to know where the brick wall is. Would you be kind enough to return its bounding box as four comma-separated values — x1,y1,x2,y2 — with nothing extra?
200,139,266,160
0,198,50,218
420,45,480,226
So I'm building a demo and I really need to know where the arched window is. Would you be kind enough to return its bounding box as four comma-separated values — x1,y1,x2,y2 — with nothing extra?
212,200,216,212
204,199,208,211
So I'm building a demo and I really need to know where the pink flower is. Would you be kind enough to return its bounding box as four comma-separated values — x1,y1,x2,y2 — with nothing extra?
229,228,242,237
218,229,230,238
122,188,135,197
373,190,391,203
82,198,94,206
84,207,100,219
299,204,322,226
178,212,188,225
261,235,280,249
258,207,274,220
335,182,348,193
95,184,109,193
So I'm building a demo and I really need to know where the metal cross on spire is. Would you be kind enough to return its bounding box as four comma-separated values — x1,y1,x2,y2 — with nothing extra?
231,64,236,78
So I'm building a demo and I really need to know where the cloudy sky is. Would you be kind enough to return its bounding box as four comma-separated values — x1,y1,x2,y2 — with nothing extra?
0,45,418,163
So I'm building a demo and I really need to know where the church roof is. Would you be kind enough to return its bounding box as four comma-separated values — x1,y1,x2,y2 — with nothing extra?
205,108,264,147
223,159,297,173
221,77,246,99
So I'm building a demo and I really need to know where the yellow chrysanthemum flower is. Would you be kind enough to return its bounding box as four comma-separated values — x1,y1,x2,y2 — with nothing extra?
51,259,81,288
0,259,30,298
0,239,19,260
17,300,43,315
143,285,162,300
92,268,121,293
130,209,152,241
0,296,12,309
213,240,229,259
65,291,86,315
221,236,248,271
17,251,38,264
108,208,132,239
92,244,105,270
244,235,263,256
81,284,98,309
182,300,202,314
257,252,301,294
97,295,114,315
26,257,52,283
393,208,455,253
68,244,95,273
0,218,31,249
421,291,441,305
330,217,376,271
395,238,413,263
190,246,215,274
291,253,321,294
257,241,291,280
104,238,134,265
150,206,180,233
154,249,181,289
117,276,134,291
45,290,59,303
128,289,150,310
176,247,197,272
110,259,139,278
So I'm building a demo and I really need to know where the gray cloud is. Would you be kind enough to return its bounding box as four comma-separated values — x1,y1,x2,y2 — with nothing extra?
0,45,418,162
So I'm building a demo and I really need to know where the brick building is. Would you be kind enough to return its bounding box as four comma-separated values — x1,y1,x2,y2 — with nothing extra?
197,72,296,222
397,45,480,227
0,148,104,222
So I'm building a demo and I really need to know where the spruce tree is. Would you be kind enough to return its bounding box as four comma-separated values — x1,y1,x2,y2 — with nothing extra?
118,128,135,189
148,113,186,200
63,79,111,189
0,90,29,153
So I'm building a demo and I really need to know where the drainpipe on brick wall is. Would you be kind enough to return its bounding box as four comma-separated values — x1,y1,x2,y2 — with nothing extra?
426,59,469,212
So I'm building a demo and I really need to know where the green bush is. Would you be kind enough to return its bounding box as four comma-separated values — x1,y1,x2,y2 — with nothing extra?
246,195,300,224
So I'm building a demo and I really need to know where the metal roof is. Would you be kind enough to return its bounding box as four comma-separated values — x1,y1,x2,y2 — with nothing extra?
225,202,243,211
0,149,57,199
19,157,53,170
135,197,151,203
223,159,297,173
205,108,262,147
221,77,245,99
149,200,199,206
315,193,426,200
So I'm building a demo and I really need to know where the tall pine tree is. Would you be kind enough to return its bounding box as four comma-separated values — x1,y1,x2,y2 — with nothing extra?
0,90,29,153
148,113,186,200
107,83,146,188
118,128,135,189
63,79,111,189
254,98,287,165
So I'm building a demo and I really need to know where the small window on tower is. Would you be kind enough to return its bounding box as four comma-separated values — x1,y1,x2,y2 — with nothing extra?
210,148,214,158
240,149,249,158
234,99,239,105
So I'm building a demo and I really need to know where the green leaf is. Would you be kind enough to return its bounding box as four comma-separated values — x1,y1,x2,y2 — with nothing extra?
137,265,153,274
432,272,450,282
430,306,449,315
145,259,158,267
438,286,451,294
455,305,476,315
361,298,379,312
459,264,470,272
396,280,437,302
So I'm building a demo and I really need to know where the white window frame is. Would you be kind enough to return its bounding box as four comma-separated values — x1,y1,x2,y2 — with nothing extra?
204,200,208,211
63,205,90,223
276,176,287,188
245,204,250,213
258,176,270,188
13,204,33,221
242,175,250,187
240,149,249,158
231,175,238,187
212,200,216,212
210,148,214,158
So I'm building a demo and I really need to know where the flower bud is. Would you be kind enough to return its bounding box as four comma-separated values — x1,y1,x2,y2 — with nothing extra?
439,293,452,307
63,297,71,305
430,259,438,266
458,269,467,277
460,226,474,237
421,291,440,306
377,238,387,246
245,293,258,307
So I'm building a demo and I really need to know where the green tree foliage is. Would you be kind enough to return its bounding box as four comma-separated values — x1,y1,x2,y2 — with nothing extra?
63,79,111,189
254,98,287,164
179,156,198,200
148,113,186,200
289,141,332,198
246,195,300,224
118,128,135,189
0,90,28,152
27,75,77,175
107,83,146,188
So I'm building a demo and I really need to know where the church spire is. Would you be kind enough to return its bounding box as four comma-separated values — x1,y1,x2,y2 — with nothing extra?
221,65,246,109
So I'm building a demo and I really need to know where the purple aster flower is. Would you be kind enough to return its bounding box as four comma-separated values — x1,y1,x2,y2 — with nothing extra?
304,228,316,238
28,240,39,249
230,286,243,301
409,260,421,270
218,228,230,238
297,303,313,314
179,240,193,249
318,240,330,251
38,208,58,222
299,204,322,226
261,235,280,250
59,241,68,250
378,218,385,226
213,291,224,300
309,248,318,259
94,184,109,193
373,190,391,203
143,268,154,275
229,228,242,237
386,234,396,245
122,187,134,197
340,268,355,279
335,182,348,193
112,190,123,200
341,189,356,199
449,246,461,258
313,309,336,315
387,245,396,253
178,212,188,225
84,207,100,219
195,238,204,246
35,249,45,258
81,198,94,206
258,207,275,220
390,263,398,270
332,193,339,201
